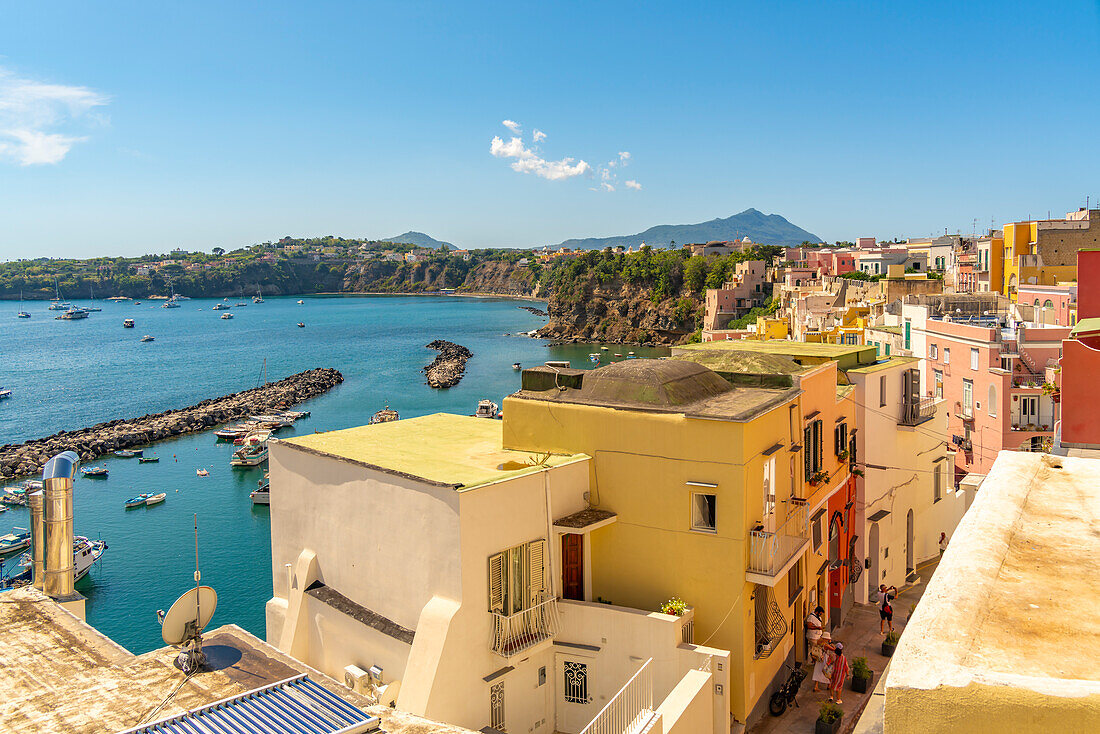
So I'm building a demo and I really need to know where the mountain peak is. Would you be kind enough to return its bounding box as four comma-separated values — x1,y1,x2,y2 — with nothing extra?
384,231,456,250
555,209,821,250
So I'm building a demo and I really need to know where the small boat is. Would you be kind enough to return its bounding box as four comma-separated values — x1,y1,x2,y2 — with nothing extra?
0,387,11,400
162,300,181,308
125,494,150,508
369,405,399,425
0,530,30,555
0,506,7,514
512,362,521,370
19,480,43,490
297,322,305,328
253,286,264,304
113,449,142,458
17,292,30,318
80,465,109,477
212,302,229,311
221,312,234,319
1,489,27,506
297,299,304,304
231,443,269,467
145,493,166,506
56,307,89,320
588,353,601,364
215,425,253,441
600,346,609,351
474,399,500,419
196,468,209,477
138,456,159,464
279,410,310,420
135,301,142,305
123,318,135,328
72,536,107,583
250,481,270,505
140,335,155,342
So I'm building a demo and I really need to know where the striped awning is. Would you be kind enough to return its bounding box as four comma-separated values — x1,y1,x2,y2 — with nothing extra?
117,674,380,734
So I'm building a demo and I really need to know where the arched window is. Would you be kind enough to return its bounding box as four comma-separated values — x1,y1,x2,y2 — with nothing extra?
1043,299,1054,308
987,384,997,417
1034,299,1041,307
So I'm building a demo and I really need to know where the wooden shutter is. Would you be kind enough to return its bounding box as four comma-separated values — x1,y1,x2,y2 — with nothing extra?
527,539,546,606
815,420,823,472
488,552,504,613
804,426,813,481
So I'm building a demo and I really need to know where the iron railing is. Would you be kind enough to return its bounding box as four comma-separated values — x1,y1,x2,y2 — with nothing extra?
900,396,937,426
579,658,655,734
489,594,560,658
749,500,808,578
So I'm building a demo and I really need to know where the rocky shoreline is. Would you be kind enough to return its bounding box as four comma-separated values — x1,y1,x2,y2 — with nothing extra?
0,368,343,480
423,340,472,389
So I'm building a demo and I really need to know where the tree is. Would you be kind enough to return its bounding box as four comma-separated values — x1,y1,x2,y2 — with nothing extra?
212,247,225,256
684,256,709,293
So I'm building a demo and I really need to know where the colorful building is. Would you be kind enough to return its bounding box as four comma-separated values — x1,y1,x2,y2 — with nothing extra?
997,208,1099,299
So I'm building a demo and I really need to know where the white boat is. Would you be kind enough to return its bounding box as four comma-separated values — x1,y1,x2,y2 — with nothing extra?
250,414,293,428
107,296,131,301
0,529,30,554
125,494,150,508
196,468,209,477
162,299,181,309
72,536,107,583
80,465,109,477
250,481,270,505
512,362,521,370
297,299,304,304
212,302,230,311
475,400,500,419
369,406,399,424
141,334,155,342
145,493,166,506
56,307,89,320
17,292,30,319
0,387,10,400
253,285,264,304
221,312,233,319
231,443,268,467
123,318,135,328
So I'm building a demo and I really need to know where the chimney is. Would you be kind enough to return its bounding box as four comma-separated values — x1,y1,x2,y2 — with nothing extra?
28,490,45,590
42,451,79,600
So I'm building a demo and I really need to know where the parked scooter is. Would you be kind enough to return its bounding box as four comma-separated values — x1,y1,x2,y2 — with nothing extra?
768,662,807,716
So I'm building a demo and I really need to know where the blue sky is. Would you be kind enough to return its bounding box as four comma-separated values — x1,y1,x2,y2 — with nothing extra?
1,1,1098,258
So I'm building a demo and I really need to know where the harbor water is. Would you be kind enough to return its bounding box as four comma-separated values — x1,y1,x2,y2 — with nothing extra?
0,295,667,653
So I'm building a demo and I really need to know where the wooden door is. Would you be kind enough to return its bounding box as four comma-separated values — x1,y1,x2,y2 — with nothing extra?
561,533,583,601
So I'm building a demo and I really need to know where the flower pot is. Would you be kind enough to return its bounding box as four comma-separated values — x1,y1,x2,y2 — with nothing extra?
816,715,843,734
881,641,897,657
851,671,874,693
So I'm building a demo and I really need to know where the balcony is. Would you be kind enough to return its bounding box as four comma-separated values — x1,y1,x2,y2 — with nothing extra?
489,593,560,658
900,396,937,426
579,658,658,734
748,500,809,586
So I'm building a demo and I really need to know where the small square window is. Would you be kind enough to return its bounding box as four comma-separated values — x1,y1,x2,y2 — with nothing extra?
691,493,717,533
929,344,938,360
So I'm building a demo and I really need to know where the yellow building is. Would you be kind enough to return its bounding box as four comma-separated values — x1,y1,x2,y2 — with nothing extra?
998,210,1100,299
504,356,855,724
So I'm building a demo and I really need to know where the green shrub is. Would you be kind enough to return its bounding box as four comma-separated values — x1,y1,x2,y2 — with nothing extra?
852,657,871,678
885,630,900,645
819,701,843,723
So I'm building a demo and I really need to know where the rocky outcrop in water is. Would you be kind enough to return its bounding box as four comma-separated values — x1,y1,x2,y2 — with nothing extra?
519,305,548,317
423,340,472,389
0,368,343,480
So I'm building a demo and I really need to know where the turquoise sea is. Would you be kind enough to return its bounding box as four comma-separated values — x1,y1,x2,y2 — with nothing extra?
0,295,667,653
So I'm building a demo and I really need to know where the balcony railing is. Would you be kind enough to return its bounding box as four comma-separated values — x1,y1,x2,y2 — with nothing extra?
580,658,656,734
748,500,809,585
900,396,937,426
489,593,560,658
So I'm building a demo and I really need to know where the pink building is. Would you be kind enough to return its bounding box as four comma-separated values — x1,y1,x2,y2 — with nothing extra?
855,237,876,248
1017,284,1077,327
702,260,767,330
922,316,1068,482
1058,249,1100,450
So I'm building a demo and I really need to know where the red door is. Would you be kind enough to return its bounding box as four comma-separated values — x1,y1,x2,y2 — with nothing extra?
562,533,584,601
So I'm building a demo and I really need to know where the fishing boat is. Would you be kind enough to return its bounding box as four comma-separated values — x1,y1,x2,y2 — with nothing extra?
113,449,142,458
251,414,294,428
17,292,30,319
81,465,109,477
141,334,155,342
234,429,272,446
0,387,10,400
0,490,27,506
19,480,42,490
72,536,107,583
125,494,150,508
0,530,30,554
135,301,142,305
215,425,253,441
221,312,234,319
196,468,209,477
474,400,500,419
297,299,304,304
588,353,601,364
231,443,269,467
279,410,310,420
138,456,159,464
145,493,166,506
250,480,270,505
369,405,399,425
123,318,135,328
212,302,229,311
512,362,521,370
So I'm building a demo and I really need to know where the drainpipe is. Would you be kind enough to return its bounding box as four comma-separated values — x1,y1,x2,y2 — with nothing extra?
28,490,45,590
42,451,79,600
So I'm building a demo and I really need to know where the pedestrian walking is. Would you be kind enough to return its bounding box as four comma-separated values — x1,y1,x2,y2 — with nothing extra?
811,631,834,692
879,584,897,634
828,642,850,704
805,605,825,661
939,532,948,557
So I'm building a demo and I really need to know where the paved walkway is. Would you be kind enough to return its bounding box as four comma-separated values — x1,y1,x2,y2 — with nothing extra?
745,558,941,734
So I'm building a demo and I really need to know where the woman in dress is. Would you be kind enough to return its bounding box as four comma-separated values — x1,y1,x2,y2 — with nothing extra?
811,631,834,693
828,641,850,704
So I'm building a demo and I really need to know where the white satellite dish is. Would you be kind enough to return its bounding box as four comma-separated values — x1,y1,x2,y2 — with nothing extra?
160,585,217,646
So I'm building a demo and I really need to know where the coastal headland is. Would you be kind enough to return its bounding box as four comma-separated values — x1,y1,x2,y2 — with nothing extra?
0,367,343,480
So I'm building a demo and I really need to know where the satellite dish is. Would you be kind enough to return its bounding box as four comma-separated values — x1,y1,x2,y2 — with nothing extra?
160,585,217,645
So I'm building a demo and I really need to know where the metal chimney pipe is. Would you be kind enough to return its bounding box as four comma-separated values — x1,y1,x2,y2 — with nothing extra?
28,490,45,590
42,451,79,600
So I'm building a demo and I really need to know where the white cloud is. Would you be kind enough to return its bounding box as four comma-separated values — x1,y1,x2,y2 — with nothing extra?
600,182,615,192
625,179,642,191
490,135,590,180
600,167,612,181
618,151,631,164
0,67,108,166
502,119,522,135
532,128,546,143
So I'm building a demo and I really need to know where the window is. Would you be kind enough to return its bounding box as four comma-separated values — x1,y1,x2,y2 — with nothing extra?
970,348,979,371
563,661,588,704
1043,299,1054,309
803,419,823,482
848,433,858,466
811,512,824,552
987,384,997,417
934,369,943,399
929,344,938,360
763,458,775,527
488,539,547,616
904,320,911,350
934,463,943,503
879,376,887,407
834,422,848,457
788,557,803,604
691,493,717,533
490,681,506,731
944,348,950,364
962,379,974,418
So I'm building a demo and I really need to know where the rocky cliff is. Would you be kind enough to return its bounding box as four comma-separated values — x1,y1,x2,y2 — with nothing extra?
341,259,539,297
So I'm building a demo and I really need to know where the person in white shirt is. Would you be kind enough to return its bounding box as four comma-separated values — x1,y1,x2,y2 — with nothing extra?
805,606,825,661
939,532,948,557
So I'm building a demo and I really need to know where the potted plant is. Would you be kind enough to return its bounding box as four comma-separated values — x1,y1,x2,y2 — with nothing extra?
837,449,850,461
659,597,688,616
850,656,874,693
816,701,843,734
881,630,900,657
851,467,865,478
810,470,830,486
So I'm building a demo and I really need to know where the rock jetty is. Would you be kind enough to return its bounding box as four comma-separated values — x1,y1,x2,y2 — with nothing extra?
423,340,472,389
0,368,343,480
518,305,548,317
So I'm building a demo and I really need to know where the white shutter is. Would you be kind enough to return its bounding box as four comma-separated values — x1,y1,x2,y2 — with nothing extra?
488,552,504,613
527,539,546,605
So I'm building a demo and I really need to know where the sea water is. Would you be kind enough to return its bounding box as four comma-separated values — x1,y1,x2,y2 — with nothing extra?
0,295,667,652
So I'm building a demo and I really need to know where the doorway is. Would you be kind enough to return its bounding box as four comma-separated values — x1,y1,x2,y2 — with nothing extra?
562,534,583,601
906,510,914,576
868,523,879,600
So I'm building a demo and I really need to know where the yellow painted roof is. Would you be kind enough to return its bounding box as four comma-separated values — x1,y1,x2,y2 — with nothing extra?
280,413,587,490
677,340,865,358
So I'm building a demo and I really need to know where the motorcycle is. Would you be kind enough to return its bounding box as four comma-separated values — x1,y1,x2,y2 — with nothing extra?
768,662,807,716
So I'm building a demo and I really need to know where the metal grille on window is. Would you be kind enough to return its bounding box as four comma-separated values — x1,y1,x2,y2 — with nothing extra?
753,585,788,659
848,536,862,585
563,661,588,704
490,681,505,731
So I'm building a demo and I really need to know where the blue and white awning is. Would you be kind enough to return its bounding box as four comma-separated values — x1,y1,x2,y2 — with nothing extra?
117,674,381,734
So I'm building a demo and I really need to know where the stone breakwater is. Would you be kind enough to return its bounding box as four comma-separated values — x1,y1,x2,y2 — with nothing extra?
0,368,343,480
423,340,472,389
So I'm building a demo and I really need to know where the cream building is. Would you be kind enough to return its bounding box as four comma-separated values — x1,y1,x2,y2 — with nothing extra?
266,414,727,734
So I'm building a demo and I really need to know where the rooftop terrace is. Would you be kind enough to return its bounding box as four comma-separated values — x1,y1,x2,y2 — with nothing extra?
279,413,587,490
673,339,879,370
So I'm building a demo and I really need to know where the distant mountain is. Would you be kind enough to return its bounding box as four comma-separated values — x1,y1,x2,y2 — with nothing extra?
384,231,455,250
555,209,822,250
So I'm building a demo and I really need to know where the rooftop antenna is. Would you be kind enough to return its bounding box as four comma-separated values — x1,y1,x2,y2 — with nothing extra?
157,514,217,674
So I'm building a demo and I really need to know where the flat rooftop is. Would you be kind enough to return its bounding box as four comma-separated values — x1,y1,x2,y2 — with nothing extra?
673,339,879,370
279,413,587,490
887,451,1100,698
0,586,472,734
